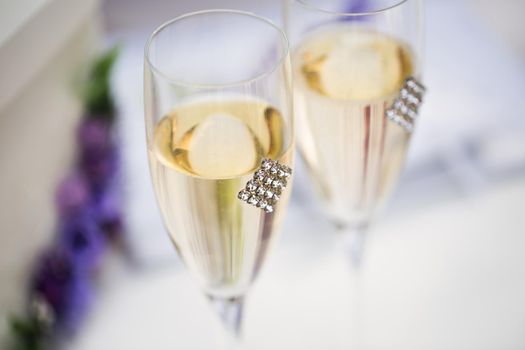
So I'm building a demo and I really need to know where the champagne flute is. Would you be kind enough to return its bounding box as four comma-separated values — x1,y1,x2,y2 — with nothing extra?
144,10,294,339
286,0,424,263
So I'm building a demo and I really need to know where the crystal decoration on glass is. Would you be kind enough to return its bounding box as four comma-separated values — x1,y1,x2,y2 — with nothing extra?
385,76,426,133
238,159,292,213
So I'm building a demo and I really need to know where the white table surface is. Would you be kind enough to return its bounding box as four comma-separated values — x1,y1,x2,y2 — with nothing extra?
71,177,525,350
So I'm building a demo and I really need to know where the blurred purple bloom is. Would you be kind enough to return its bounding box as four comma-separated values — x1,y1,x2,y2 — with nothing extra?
55,174,90,218
344,0,367,13
96,189,123,241
80,144,117,188
77,118,111,153
58,211,106,272
18,50,124,342
61,277,93,334
31,248,75,323
77,118,117,187
31,247,94,334
340,0,368,22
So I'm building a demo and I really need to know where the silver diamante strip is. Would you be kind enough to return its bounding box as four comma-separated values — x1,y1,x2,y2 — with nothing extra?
386,76,426,133
238,159,292,213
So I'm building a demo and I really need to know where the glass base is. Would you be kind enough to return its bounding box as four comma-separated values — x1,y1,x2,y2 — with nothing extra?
208,295,245,340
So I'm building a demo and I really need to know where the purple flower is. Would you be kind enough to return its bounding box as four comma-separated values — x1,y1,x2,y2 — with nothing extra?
340,0,368,21
61,277,93,335
30,247,94,334
343,0,367,13
96,189,123,241
31,247,75,324
55,174,90,218
77,118,117,187
77,118,111,153
79,144,117,188
58,211,106,272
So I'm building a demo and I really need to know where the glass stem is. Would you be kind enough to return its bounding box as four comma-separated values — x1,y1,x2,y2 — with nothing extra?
209,295,245,342
339,222,369,267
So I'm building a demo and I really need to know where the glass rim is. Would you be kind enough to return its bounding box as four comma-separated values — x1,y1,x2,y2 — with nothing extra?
294,0,409,17
144,9,290,88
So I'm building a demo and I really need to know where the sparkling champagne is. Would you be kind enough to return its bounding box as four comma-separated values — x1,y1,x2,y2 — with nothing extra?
148,98,293,298
293,26,414,225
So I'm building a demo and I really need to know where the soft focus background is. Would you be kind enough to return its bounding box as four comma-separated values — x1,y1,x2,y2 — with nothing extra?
1,0,525,349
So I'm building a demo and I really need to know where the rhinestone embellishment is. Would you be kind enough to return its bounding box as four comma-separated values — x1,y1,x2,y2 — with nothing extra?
238,159,292,213
385,77,426,133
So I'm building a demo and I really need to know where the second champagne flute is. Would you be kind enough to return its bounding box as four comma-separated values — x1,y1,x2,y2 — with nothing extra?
144,10,294,340
286,0,424,263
